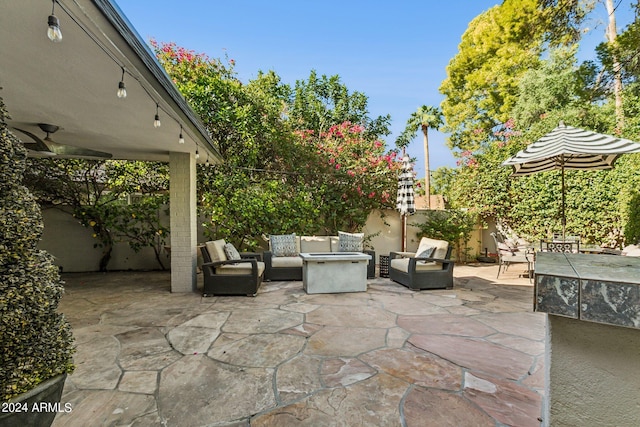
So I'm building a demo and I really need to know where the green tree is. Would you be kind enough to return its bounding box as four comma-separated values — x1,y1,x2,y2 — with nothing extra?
154,42,400,246
439,0,592,152
439,0,544,151
288,70,391,140
198,165,319,250
297,122,400,233
23,159,170,271
512,46,584,128
396,105,443,206
152,40,271,166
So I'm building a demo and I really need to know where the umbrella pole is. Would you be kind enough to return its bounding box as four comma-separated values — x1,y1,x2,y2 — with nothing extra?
401,214,406,252
561,160,566,240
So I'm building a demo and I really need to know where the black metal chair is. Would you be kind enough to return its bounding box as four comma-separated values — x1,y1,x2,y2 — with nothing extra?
491,232,534,280
541,238,580,253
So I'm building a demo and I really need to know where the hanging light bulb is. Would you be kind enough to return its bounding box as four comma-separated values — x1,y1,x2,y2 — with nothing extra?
178,125,185,144
153,103,161,128
195,149,200,160
47,1,62,42
117,67,127,98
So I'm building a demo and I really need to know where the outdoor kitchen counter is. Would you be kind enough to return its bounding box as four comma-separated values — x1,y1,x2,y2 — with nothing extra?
534,252,640,329
534,252,640,426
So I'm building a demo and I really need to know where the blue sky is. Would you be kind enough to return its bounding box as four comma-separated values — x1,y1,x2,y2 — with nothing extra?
115,0,636,179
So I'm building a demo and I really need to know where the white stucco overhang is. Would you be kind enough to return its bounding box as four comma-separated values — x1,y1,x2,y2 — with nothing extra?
1,0,221,162
1,0,222,291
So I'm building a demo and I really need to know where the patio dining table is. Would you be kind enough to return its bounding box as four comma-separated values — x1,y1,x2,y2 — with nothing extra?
578,245,622,255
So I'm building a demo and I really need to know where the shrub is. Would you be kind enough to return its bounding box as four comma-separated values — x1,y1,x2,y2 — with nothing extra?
0,97,75,400
625,192,640,245
412,209,477,262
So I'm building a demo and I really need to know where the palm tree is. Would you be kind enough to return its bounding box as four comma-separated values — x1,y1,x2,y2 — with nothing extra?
396,105,443,208
604,0,624,130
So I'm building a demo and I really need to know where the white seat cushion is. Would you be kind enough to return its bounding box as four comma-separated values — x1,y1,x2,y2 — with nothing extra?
390,257,442,273
300,236,332,253
329,236,340,252
217,261,265,276
205,239,227,262
271,256,303,268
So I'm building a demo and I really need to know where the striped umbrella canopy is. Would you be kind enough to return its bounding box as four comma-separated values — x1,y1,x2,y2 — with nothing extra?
502,122,640,237
396,154,416,216
396,154,415,251
502,122,640,176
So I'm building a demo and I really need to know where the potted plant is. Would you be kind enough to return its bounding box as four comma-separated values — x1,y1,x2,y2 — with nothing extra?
0,97,75,426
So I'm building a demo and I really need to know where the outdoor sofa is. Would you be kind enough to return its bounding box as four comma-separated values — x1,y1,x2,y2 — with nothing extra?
263,233,375,281
201,239,265,296
389,237,454,290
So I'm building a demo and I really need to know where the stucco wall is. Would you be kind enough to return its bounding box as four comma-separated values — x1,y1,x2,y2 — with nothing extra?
39,207,169,272
546,315,640,427
39,207,486,272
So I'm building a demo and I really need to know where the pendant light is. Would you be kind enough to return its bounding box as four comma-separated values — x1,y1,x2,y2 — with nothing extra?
153,103,161,128
47,0,62,42
117,68,127,98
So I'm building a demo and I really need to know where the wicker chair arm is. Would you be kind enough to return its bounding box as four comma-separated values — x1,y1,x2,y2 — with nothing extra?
240,252,263,261
390,251,416,260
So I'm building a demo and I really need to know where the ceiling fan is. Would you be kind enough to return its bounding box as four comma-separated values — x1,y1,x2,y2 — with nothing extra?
14,123,112,159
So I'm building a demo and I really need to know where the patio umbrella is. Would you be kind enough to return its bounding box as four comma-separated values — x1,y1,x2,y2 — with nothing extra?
396,154,416,251
502,122,640,238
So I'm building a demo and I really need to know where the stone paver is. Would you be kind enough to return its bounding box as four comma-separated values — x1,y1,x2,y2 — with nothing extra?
53,264,545,426
409,334,535,381
464,372,543,427
404,387,495,427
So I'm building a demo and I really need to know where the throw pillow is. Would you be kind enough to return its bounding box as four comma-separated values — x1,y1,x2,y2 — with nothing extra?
270,234,298,257
417,246,435,259
415,240,436,264
223,243,241,260
338,231,364,252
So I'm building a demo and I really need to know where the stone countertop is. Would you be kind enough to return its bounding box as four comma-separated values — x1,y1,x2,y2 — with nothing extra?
534,252,640,329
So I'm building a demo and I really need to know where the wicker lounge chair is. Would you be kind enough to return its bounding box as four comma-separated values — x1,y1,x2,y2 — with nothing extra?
201,240,265,296
389,237,454,290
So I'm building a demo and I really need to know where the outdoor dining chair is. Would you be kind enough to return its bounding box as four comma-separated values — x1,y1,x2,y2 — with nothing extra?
491,232,534,281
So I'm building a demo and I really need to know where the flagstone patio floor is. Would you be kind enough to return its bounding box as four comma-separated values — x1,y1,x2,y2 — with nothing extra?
53,263,545,427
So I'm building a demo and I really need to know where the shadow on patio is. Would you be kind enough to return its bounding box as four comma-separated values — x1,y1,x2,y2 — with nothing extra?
54,263,545,427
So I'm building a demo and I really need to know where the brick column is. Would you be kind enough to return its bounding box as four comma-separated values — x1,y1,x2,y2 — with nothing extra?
169,152,197,292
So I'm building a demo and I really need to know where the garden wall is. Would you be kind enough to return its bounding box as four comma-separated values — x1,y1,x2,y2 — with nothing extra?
38,207,483,272
39,207,169,272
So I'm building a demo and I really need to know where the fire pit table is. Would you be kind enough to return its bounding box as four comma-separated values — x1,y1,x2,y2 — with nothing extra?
299,252,372,294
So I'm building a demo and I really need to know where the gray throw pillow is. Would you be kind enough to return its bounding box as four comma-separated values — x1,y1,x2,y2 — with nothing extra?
338,231,364,252
416,246,435,264
223,243,241,260
417,246,435,258
270,234,298,257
